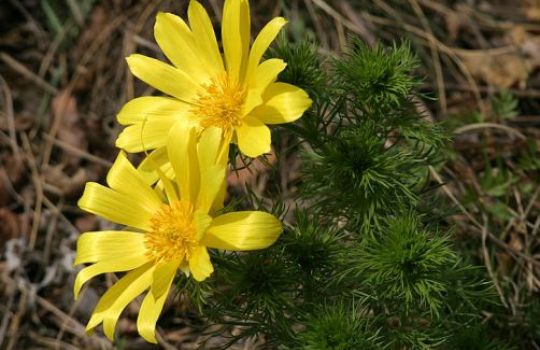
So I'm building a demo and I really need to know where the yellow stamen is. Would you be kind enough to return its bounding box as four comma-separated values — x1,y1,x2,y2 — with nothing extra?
145,201,197,263
192,74,246,132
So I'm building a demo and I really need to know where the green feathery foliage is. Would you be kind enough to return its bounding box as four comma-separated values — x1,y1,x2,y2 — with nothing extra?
295,303,384,350
346,214,457,315
193,38,496,349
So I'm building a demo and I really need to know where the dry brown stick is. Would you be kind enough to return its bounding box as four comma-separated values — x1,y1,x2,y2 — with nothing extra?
36,295,111,350
42,133,113,167
423,83,540,99
311,0,365,35
312,0,486,114
124,0,162,101
0,53,57,94
531,215,540,238
481,214,509,308
417,0,454,16
305,0,329,48
42,13,127,168
40,87,73,169
0,74,20,161
209,0,222,21
408,0,447,114
523,186,540,220
0,283,16,349
514,188,527,232
132,35,161,53
43,198,61,265
8,0,47,36
21,133,43,250
339,1,376,46
56,284,88,350
32,334,80,350
430,166,540,268
458,3,540,32
42,195,78,234
454,123,527,141
77,15,127,70
38,23,74,78
335,17,347,52
5,287,27,350
0,152,28,208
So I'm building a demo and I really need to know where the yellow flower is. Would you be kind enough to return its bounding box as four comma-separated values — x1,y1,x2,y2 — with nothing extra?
116,0,312,158
74,126,282,343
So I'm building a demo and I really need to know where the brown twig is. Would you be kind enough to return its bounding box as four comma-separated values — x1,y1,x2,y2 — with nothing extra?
21,133,43,250
408,0,447,114
0,53,57,94
0,74,20,162
42,133,113,167
430,166,540,269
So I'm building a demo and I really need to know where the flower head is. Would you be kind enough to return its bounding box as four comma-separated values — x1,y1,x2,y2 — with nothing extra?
75,126,282,343
116,0,312,158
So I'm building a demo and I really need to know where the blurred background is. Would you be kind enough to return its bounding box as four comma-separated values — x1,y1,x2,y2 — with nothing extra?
1,0,540,349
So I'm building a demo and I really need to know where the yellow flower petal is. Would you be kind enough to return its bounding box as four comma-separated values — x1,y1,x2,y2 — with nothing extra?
137,147,173,185
168,122,199,202
126,54,199,102
250,82,312,124
188,246,214,281
202,211,282,251
249,58,287,93
195,211,212,240
222,0,250,83
246,17,287,82
106,152,162,211
116,115,177,153
211,179,227,213
73,254,149,300
137,147,178,203
197,164,226,214
86,263,154,341
154,12,210,82
78,183,154,231
116,96,189,125
137,261,178,343
116,97,199,153
196,127,223,171
188,1,224,75
236,116,271,157
158,168,180,204
196,127,227,213
151,261,179,299
74,231,146,265
242,90,263,116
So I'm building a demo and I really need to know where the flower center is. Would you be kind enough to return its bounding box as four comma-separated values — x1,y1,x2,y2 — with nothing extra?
192,74,246,132
145,201,197,263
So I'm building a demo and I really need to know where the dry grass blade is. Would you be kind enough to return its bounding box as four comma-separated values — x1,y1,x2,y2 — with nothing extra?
0,53,57,94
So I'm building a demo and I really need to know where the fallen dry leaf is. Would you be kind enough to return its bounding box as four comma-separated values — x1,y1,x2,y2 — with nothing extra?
0,208,20,249
445,12,464,42
42,165,87,197
524,0,540,21
508,233,524,252
496,251,514,276
51,89,88,166
462,53,530,89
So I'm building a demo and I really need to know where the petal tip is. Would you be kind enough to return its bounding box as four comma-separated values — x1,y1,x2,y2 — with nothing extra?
276,17,288,25
155,11,167,19
125,54,137,63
